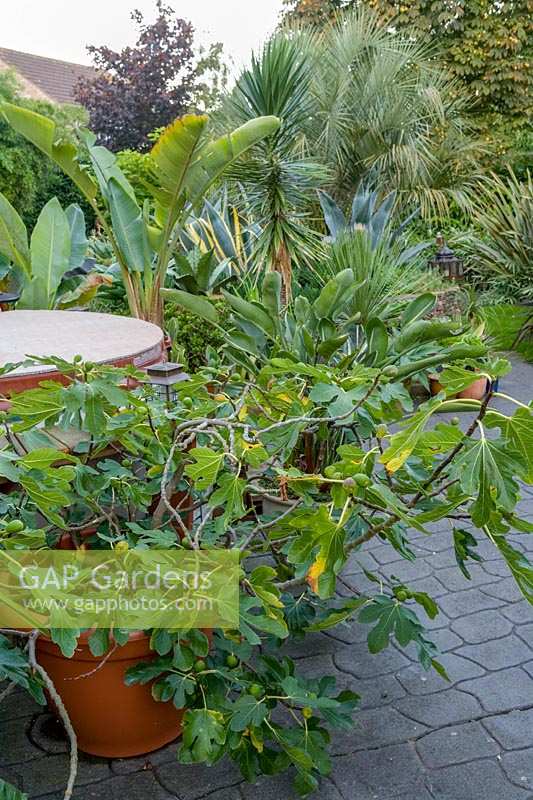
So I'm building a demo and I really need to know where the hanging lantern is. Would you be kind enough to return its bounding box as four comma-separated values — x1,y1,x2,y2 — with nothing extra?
146,362,190,405
428,233,464,281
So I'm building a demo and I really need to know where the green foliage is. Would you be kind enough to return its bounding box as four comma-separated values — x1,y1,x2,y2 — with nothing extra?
165,300,229,371
0,779,28,800
457,170,533,302
1,102,279,324
0,193,107,309
0,70,90,231
1,335,533,795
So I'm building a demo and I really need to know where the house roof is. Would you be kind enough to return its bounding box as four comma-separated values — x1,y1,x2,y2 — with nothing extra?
0,47,95,104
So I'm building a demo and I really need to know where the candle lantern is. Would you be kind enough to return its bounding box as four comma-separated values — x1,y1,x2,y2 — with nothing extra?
146,362,190,404
428,233,464,281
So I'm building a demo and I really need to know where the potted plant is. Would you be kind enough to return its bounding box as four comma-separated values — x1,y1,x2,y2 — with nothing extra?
2,315,533,798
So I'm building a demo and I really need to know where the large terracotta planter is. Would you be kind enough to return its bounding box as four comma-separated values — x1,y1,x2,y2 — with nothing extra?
36,631,183,758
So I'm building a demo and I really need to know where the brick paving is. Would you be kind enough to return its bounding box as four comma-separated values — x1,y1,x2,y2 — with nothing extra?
2,355,533,800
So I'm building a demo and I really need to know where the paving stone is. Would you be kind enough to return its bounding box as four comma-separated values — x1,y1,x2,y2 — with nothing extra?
0,767,24,796
379,557,434,583
397,654,484,696
428,627,463,652
0,718,44,767
458,634,533,671
0,689,41,722
394,688,484,727
289,653,335,679
428,759,530,800
330,706,427,755
501,601,533,625
36,771,175,800
156,757,242,800
438,588,506,619
501,749,533,791
451,609,513,644
405,575,449,599
435,564,495,592
331,669,406,709
282,632,339,660
241,772,342,800
459,668,533,713
428,549,461,569
110,741,178,775
480,560,512,578
367,544,406,565
515,624,533,649
483,709,533,750
15,753,110,797
334,642,410,678
416,721,499,768
481,577,526,603
324,622,369,646
331,743,425,798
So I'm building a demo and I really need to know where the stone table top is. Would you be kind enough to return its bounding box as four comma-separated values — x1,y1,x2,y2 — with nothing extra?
0,311,164,379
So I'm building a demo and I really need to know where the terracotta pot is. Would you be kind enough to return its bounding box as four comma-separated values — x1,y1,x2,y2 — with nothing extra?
457,376,489,400
36,631,183,757
430,375,489,401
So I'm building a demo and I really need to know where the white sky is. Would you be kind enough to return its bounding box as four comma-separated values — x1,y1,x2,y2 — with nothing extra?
0,0,284,72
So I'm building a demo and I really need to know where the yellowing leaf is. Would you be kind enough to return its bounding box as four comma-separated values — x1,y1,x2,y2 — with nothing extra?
306,556,327,594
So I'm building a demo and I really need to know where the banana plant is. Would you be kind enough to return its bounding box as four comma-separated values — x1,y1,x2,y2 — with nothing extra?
0,103,280,325
0,193,109,310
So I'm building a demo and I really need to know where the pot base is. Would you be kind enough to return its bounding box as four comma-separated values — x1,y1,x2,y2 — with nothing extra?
37,633,183,758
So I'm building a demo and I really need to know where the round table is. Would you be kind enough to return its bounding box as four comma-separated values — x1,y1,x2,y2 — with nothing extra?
0,310,165,396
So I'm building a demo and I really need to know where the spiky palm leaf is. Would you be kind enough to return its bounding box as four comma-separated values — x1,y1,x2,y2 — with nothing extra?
216,35,329,298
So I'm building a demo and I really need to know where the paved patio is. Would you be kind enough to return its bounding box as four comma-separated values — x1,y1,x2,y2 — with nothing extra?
2,355,533,800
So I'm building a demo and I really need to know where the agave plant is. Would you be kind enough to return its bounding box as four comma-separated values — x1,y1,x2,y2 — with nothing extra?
0,104,280,325
318,181,429,257
168,247,234,296
180,194,259,278
0,193,109,309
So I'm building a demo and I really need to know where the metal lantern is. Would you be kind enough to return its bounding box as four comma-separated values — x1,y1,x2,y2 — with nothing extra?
146,362,190,404
429,233,464,281
0,291,20,312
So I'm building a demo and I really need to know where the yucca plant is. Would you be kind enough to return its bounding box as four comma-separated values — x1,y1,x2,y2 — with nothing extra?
216,35,328,299
0,104,280,325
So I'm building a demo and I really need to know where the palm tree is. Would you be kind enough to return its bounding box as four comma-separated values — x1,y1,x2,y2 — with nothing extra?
306,7,484,216
216,35,328,300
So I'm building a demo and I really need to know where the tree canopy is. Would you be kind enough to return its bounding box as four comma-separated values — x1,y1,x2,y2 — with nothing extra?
75,0,227,152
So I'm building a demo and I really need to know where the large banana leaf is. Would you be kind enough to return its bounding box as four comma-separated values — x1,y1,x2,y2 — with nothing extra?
108,179,152,273
185,116,281,206
65,204,88,270
151,115,280,225
0,102,97,202
20,198,71,309
0,193,30,277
